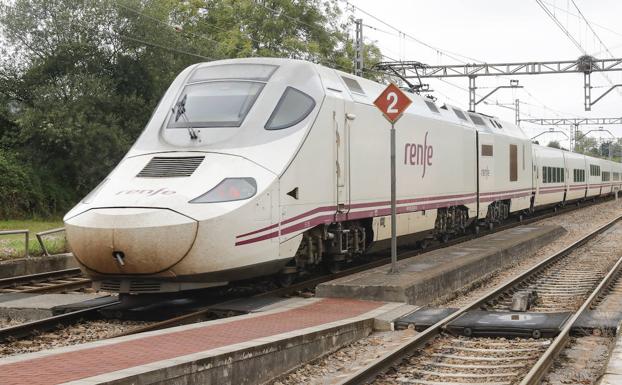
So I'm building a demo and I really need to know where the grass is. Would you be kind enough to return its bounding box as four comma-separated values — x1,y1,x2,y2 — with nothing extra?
0,219,68,260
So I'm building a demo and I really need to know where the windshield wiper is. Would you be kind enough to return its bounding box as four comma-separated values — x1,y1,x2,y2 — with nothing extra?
173,94,198,140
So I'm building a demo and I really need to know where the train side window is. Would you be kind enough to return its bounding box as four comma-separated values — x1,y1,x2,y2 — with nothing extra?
603,172,610,182
481,144,493,156
453,108,468,121
265,87,316,130
425,100,440,113
542,166,547,183
561,168,564,182
341,76,365,95
469,113,487,127
522,144,525,170
509,144,517,181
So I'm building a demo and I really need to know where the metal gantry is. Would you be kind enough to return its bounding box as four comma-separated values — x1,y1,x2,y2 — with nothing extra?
373,56,622,111
354,19,364,78
521,117,622,152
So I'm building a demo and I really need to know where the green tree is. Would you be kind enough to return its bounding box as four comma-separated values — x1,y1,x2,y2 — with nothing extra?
547,140,560,149
0,0,381,218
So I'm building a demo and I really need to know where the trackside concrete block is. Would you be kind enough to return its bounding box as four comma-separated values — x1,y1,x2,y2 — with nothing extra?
0,253,77,279
316,225,566,305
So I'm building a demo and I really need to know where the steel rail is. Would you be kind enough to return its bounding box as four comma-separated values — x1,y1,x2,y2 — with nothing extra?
0,300,119,343
0,268,83,288
520,234,622,385
16,278,92,294
0,268,91,294
336,214,622,385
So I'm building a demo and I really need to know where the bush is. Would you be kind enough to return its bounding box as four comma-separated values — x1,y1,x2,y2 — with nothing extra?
0,149,74,219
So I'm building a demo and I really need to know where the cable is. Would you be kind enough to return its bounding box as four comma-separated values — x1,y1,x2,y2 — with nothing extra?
341,0,483,64
117,34,213,60
117,2,258,56
542,0,622,39
535,0,586,54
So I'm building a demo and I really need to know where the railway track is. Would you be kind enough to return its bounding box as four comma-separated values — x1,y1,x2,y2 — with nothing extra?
337,214,622,385
0,268,91,294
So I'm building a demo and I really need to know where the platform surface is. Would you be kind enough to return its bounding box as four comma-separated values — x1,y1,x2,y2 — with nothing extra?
0,297,390,385
316,225,566,304
599,321,622,385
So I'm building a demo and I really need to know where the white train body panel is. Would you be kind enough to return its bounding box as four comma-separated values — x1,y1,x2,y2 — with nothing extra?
62,58,621,293
533,146,566,207
564,151,588,201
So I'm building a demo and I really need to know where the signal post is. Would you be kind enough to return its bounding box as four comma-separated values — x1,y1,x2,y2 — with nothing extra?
373,83,412,274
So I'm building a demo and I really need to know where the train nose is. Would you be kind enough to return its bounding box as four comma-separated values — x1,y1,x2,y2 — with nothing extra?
65,208,197,274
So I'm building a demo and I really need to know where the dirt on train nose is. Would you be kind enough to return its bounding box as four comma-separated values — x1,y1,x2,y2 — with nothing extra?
65,208,197,274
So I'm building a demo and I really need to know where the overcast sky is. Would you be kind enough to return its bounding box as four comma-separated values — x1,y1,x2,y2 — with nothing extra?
348,0,622,148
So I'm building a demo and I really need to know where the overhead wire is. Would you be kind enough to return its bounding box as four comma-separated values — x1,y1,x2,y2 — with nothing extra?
340,0,482,65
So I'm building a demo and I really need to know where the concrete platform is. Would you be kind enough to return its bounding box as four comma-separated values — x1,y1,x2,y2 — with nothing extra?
0,298,412,385
599,325,622,385
0,293,108,321
316,225,566,305
0,253,77,279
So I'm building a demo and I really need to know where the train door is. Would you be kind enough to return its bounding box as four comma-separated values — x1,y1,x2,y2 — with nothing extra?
334,98,351,216
478,134,495,217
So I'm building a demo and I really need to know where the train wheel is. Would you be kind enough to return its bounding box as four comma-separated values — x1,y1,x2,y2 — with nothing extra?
277,273,295,287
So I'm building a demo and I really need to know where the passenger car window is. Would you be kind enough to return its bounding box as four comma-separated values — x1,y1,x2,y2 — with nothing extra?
265,87,316,130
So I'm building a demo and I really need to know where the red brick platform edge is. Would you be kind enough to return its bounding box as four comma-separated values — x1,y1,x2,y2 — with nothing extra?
0,298,382,385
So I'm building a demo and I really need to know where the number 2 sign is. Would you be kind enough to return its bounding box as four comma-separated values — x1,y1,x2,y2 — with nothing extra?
373,83,412,124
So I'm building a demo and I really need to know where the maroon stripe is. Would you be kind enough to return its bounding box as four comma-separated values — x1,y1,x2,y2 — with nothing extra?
540,188,566,194
236,223,279,238
480,187,532,196
234,230,280,246
237,193,476,239
480,192,531,202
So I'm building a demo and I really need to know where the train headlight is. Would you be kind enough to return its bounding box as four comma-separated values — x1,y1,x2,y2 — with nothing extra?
189,178,257,203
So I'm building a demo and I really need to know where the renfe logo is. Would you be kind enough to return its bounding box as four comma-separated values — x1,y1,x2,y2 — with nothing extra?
116,188,176,196
404,131,433,178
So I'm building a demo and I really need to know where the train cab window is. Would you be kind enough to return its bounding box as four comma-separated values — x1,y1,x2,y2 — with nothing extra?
190,64,278,82
168,81,264,128
341,76,365,94
453,108,469,121
265,87,316,130
425,100,440,113
481,144,493,156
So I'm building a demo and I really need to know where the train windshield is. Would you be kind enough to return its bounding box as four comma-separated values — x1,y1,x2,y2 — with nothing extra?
168,81,264,128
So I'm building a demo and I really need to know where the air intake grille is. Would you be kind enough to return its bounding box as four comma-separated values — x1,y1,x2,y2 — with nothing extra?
100,280,121,292
98,279,163,293
129,281,162,293
137,156,204,178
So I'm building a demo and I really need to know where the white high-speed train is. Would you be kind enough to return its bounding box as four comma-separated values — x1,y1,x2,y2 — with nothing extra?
63,58,622,294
